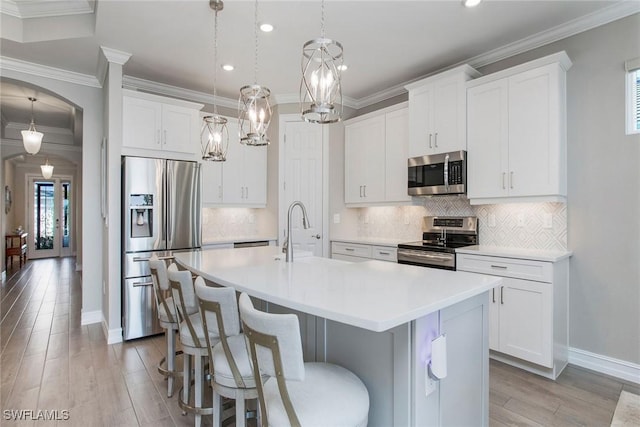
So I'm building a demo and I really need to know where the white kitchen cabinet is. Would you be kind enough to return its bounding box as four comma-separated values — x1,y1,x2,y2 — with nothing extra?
331,241,397,263
467,52,572,204
457,251,569,379
405,65,480,157
201,117,267,207
122,90,202,157
344,103,410,206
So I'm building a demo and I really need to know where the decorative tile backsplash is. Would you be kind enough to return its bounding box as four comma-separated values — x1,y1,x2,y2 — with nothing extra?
202,208,262,241
357,197,567,251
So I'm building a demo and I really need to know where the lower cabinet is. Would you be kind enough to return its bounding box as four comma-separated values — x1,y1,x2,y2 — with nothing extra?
331,241,398,263
457,252,568,379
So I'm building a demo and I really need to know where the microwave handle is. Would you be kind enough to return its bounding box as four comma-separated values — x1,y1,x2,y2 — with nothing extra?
444,153,449,187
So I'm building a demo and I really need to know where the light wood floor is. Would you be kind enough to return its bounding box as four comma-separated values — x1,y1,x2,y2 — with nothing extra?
1,258,638,426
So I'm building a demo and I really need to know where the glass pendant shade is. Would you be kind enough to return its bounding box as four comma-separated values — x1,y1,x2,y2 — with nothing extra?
239,84,271,146
41,159,54,179
22,97,43,154
301,37,343,124
201,115,229,161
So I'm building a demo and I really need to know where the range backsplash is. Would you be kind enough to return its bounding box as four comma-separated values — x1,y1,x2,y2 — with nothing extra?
356,197,567,251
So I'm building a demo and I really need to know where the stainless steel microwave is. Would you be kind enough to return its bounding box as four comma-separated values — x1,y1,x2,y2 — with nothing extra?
408,151,467,196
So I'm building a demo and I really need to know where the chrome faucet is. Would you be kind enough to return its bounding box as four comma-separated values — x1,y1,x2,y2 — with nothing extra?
283,201,310,262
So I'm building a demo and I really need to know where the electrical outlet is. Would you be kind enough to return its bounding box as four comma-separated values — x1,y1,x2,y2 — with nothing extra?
517,213,525,227
333,213,341,224
425,365,436,396
488,213,496,228
404,216,410,225
542,213,553,229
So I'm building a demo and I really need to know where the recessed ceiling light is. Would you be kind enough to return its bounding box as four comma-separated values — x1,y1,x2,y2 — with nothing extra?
463,0,482,7
337,64,348,71
221,64,234,71
259,23,274,32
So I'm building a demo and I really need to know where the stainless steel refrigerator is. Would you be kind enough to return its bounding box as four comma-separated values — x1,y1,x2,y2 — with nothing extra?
121,156,201,340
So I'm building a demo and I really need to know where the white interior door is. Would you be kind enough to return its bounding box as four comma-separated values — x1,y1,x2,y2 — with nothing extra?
28,175,73,259
280,118,325,257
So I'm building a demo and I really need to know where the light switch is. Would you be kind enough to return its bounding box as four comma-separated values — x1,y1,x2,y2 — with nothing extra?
333,213,341,224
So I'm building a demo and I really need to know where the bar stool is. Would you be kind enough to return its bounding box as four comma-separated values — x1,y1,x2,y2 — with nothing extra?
195,280,259,427
238,292,370,427
167,264,217,427
148,255,182,397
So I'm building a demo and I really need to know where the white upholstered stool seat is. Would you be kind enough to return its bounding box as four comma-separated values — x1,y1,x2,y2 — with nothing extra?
179,312,220,349
262,362,369,427
157,295,177,327
211,334,257,389
238,292,370,427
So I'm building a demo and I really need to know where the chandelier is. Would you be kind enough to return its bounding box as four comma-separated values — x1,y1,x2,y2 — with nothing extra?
22,97,44,154
201,0,229,162
300,0,344,124
238,0,272,146
41,159,54,179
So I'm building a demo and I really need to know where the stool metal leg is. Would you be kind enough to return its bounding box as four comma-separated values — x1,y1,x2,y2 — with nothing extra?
195,355,203,427
167,329,176,397
212,389,222,427
236,396,246,427
182,354,191,416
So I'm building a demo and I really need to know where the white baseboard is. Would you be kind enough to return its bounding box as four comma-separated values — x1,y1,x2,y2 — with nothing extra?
101,314,123,345
75,262,82,272
569,347,640,384
80,310,102,325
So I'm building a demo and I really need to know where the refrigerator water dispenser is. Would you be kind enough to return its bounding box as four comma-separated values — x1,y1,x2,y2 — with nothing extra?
129,194,153,238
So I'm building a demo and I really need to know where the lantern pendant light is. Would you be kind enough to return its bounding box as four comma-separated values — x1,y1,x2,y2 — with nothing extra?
300,0,344,124
201,0,229,162
238,0,272,146
22,97,44,154
41,159,54,179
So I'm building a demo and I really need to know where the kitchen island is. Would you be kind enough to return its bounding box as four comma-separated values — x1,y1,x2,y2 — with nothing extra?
175,246,502,426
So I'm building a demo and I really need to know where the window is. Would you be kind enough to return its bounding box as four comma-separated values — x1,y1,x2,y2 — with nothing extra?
625,58,640,135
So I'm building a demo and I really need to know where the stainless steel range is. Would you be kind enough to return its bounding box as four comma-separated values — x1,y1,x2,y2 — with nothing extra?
397,216,478,270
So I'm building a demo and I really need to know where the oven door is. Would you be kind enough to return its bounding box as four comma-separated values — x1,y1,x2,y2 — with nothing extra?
397,248,456,270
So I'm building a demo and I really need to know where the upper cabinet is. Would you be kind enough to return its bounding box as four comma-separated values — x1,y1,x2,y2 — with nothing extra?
467,52,572,205
200,115,267,208
344,103,411,206
122,89,203,159
405,65,480,157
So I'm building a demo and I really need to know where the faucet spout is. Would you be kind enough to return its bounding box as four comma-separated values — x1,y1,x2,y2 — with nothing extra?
285,201,310,262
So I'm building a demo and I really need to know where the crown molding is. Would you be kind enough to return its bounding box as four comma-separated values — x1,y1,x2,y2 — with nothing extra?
100,46,132,66
273,93,359,110
0,0,94,19
0,56,101,88
122,75,238,109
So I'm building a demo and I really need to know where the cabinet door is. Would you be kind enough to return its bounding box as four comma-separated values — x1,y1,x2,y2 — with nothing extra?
499,277,552,367
431,77,464,154
408,88,432,157
221,126,245,205
489,287,500,351
243,145,267,205
467,79,509,199
201,161,223,205
123,96,162,150
162,104,197,154
344,116,385,203
508,65,561,197
384,108,411,202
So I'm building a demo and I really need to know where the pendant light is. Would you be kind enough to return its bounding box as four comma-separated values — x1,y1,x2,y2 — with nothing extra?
300,0,344,124
41,159,54,179
201,0,229,162
22,97,44,154
238,0,272,146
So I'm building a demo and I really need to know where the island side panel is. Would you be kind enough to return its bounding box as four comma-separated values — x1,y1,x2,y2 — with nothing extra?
413,291,490,426
324,321,412,427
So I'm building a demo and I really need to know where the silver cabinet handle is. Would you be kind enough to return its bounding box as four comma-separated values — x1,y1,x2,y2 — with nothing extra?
510,171,514,189
363,185,367,197
133,257,150,262
163,129,167,145
359,185,363,197
502,172,506,190
500,286,504,304
429,133,433,149
491,264,507,269
218,185,222,199
434,132,438,147
492,288,496,303
378,251,390,255
133,281,153,287
312,234,321,239
157,130,161,145
345,248,355,252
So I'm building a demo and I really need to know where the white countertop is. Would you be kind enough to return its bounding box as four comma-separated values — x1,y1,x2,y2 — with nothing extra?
202,236,277,246
174,246,501,332
456,245,572,262
330,236,405,247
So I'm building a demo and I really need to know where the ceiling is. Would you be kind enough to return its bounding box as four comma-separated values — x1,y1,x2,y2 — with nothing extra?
1,0,637,144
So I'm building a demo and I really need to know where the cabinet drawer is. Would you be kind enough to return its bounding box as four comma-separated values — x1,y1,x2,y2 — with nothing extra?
371,246,397,262
331,242,372,258
457,253,553,283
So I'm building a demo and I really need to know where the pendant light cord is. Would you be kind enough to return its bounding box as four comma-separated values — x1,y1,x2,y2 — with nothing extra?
254,0,259,85
321,0,325,38
213,7,219,115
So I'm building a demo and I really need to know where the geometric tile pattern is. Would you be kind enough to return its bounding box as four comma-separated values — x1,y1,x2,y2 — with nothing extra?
354,198,568,251
202,207,261,241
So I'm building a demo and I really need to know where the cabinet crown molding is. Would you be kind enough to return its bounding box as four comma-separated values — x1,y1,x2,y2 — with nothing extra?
404,64,481,92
